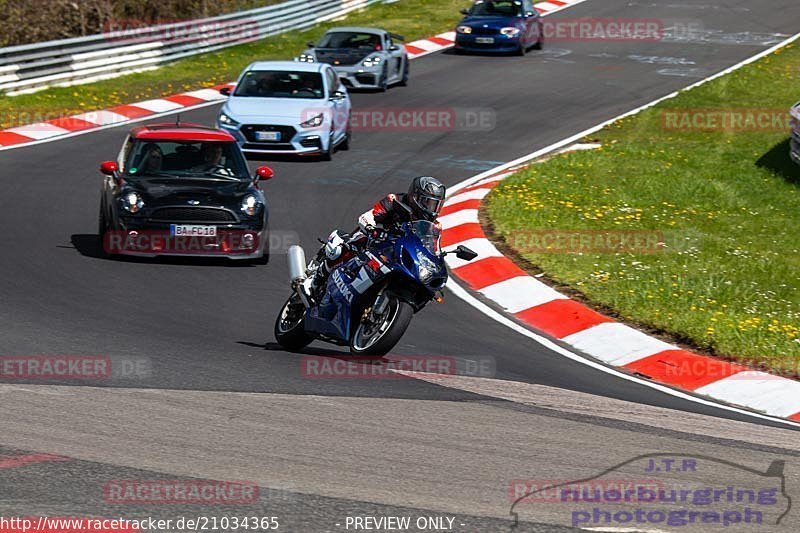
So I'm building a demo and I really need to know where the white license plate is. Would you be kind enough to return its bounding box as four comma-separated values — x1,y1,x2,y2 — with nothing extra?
475,37,495,44
255,131,281,142
170,225,217,237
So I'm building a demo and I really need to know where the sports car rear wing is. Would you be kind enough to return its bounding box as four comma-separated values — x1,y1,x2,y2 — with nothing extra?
389,33,405,42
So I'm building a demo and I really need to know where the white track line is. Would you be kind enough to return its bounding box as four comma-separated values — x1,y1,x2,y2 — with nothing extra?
444,30,800,429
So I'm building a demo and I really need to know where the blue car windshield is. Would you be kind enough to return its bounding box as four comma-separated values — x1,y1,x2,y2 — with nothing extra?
234,70,324,99
410,221,442,255
470,0,524,17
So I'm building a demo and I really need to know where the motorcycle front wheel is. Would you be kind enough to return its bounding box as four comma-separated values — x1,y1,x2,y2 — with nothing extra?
275,293,315,351
350,293,413,356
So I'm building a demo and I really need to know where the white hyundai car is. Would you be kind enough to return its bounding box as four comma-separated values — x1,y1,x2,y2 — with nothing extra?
216,61,352,160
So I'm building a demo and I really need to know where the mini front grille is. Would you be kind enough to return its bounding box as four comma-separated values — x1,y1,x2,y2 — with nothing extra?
150,207,237,223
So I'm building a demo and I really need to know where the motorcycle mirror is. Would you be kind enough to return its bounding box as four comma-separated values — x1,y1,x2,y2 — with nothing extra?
455,245,478,261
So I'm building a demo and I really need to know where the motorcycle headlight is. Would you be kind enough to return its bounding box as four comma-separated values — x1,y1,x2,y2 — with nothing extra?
456,25,473,34
300,113,324,129
416,252,441,284
241,194,260,216
500,27,521,37
218,112,239,127
121,192,144,214
296,53,316,63
362,55,383,68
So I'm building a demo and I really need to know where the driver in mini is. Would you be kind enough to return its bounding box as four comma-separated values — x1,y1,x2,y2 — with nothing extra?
192,143,224,173
307,176,446,294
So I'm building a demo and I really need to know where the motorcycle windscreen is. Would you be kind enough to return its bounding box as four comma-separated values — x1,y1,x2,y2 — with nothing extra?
410,220,442,254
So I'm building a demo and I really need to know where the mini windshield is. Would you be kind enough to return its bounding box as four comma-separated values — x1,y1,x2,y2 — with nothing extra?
126,141,250,180
470,0,524,17
318,32,382,50
234,70,324,99
410,220,442,255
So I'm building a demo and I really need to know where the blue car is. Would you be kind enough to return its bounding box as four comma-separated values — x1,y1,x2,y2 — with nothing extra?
454,0,543,55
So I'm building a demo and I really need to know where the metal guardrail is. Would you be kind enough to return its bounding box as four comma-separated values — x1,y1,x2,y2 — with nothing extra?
0,0,384,95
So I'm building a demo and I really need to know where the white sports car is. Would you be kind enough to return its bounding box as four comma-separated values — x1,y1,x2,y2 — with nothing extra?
216,61,352,160
296,27,409,91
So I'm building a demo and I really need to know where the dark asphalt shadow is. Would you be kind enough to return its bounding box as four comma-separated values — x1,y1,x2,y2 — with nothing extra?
70,233,263,267
238,341,389,366
442,48,525,57
69,234,107,259
756,138,800,186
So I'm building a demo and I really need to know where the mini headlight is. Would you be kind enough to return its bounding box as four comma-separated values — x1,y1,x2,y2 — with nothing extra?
121,192,144,214
218,112,238,127
241,195,259,216
300,113,324,129
500,27,521,37
456,25,473,34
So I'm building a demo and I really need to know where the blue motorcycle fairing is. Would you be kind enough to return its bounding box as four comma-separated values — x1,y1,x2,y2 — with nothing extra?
305,256,381,340
392,234,448,292
303,222,447,344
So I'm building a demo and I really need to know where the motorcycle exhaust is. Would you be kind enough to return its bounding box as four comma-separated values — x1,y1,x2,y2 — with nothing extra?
287,245,307,282
287,245,312,309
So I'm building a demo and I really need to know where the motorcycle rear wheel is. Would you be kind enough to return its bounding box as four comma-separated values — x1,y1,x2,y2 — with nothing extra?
350,294,413,356
275,294,315,351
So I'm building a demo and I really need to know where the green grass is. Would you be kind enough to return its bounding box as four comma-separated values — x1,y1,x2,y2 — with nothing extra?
486,42,800,376
0,0,469,129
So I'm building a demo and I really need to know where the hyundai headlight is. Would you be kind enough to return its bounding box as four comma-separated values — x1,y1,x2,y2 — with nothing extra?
416,252,440,283
500,27,521,37
362,55,383,68
456,25,473,34
241,195,260,216
300,113,324,129
218,112,239,127
121,192,144,214
297,53,316,63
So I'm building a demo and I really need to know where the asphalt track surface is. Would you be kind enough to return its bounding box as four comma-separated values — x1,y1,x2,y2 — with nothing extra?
1,0,800,531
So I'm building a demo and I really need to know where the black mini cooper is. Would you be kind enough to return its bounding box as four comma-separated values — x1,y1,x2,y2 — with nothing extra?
97,123,274,262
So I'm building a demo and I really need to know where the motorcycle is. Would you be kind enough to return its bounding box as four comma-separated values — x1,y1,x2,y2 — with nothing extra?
275,216,478,355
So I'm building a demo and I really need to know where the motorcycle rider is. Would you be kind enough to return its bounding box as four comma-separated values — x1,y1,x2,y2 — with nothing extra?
306,176,446,296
